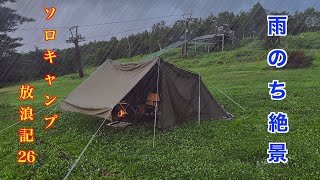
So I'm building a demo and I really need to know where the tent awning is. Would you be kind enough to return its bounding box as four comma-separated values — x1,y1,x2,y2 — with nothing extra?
59,58,158,119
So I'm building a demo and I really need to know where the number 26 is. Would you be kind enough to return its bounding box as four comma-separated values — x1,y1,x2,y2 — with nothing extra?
18,150,36,164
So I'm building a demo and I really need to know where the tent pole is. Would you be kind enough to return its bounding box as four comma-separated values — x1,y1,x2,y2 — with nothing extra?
153,59,160,148
198,74,201,125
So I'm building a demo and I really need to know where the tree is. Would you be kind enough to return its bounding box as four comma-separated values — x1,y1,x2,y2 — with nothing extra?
0,0,34,58
0,0,34,86
246,2,267,38
2,2,319,86
216,11,235,27
303,8,320,32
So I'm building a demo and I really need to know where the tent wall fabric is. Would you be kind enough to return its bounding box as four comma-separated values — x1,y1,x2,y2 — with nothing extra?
59,59,157,119
59,57,232,129
158,60,231,128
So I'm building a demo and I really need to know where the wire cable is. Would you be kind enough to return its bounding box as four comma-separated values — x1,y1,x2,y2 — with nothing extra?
15,14,180,31
201,77,246,111
63,108,113,179
0,100,61,134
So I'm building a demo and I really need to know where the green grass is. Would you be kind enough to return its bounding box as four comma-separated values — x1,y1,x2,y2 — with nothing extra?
1,33,320,179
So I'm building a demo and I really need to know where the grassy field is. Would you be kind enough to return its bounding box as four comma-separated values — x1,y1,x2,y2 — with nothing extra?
0,32,320,179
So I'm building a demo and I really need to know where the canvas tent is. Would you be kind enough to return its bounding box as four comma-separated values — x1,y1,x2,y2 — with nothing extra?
59,57,232,129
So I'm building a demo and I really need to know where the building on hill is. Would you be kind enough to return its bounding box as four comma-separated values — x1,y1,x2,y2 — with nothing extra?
188,24,235,52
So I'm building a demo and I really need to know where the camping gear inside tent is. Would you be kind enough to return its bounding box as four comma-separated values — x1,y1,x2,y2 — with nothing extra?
59,57,232,129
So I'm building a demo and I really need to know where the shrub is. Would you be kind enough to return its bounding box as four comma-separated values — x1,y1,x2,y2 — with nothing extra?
264,50,314,70
284,50,313,69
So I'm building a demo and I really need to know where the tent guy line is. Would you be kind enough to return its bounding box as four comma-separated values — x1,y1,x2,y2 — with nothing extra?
63,108,113,180
0,100,61,134
0,121,20,134
202,76,246,111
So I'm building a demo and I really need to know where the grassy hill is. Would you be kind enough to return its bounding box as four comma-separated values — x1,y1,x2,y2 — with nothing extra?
0,32,320,179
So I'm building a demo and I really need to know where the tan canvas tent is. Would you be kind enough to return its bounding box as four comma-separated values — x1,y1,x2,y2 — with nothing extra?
59,57,232,129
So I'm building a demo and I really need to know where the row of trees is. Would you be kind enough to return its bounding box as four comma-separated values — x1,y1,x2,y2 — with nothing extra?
1,2,320,86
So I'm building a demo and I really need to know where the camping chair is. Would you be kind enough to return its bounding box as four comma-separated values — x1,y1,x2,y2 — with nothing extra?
146,93,160,106
117,102,128,118
109,101,135,128
144,93,160,118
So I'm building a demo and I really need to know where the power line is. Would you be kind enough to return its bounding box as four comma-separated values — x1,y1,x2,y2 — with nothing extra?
20,27,151,46
78,14,179,28
15,14,180,31
86,26,150,40
22,41,67,45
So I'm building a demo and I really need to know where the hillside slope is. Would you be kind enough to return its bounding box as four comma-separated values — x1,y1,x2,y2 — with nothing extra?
0,33,319,179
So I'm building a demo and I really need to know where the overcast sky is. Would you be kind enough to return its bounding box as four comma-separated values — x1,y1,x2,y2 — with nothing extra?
5,0,320,52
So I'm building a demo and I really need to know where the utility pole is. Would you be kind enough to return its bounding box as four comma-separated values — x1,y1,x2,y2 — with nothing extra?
66,26,85,78
242,26,245,39
178,13,198,56
127,40,132,58
157,40,162,50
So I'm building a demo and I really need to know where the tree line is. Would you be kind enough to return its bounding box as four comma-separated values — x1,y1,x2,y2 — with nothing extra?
1,2,320,86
